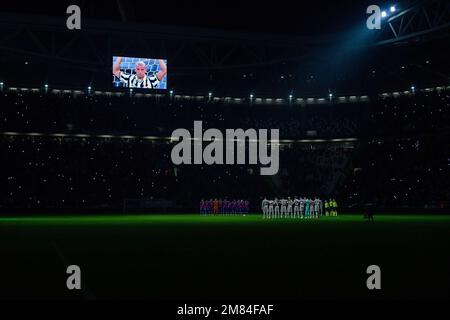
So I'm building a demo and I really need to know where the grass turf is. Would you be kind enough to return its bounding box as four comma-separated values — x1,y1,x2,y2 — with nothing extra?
1,214,449,300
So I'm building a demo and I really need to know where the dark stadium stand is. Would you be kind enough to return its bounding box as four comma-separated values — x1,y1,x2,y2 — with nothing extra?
1,86,448,212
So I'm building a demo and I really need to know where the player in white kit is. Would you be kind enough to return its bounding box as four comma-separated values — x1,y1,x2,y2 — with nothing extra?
268,200,275,219
287,197,293,218
309,198,315,218
280,198,287,218
314,198,320,219
273,198,280,218
262,197,269,219
293,198,300,218
299,197,305,219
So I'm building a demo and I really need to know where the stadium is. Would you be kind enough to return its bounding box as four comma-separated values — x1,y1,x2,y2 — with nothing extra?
0,0,449,306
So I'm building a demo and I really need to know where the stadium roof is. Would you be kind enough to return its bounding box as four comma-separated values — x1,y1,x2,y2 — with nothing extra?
0,0,449,95
1,0,386,36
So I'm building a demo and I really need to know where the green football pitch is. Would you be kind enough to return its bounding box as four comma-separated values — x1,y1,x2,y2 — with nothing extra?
1,214,449,300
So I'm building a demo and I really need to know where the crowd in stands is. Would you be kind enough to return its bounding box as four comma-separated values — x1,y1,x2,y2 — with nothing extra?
0,136,342,207
367,91,450,135
0,90,363,139
341,136,449,209
0,88,448,211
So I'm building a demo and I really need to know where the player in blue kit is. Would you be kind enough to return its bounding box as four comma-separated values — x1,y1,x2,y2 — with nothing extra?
304,198,310,219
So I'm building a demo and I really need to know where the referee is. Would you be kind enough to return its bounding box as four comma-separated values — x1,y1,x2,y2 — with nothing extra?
113,57,167,89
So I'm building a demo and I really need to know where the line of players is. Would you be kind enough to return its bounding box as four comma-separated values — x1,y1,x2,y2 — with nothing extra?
200,199,250,215
261,197,338,219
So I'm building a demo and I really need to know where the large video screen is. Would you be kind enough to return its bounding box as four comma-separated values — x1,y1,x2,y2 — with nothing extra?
112,56,168,90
